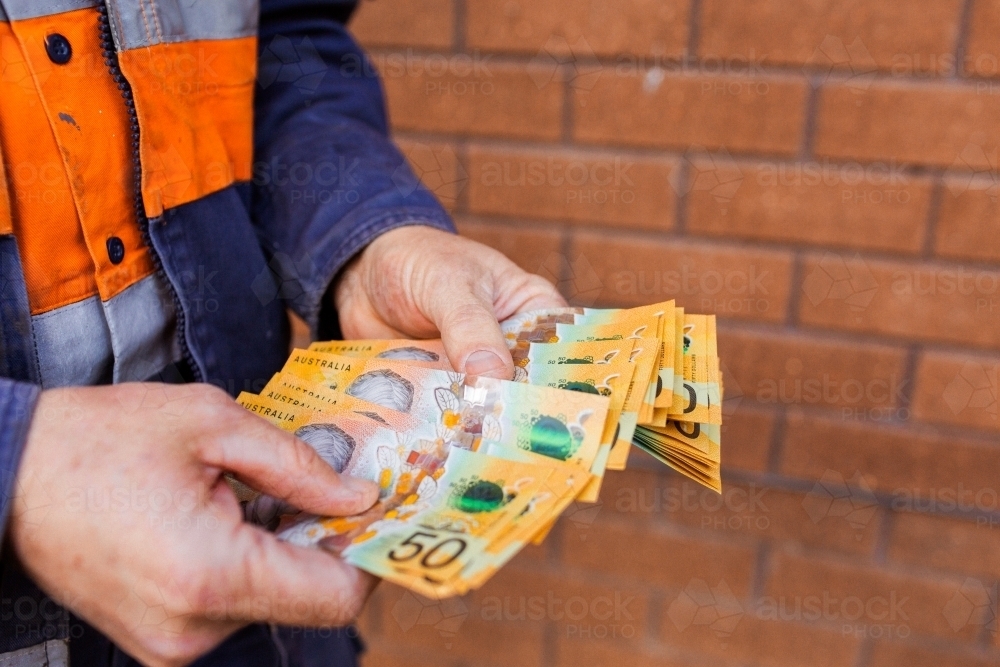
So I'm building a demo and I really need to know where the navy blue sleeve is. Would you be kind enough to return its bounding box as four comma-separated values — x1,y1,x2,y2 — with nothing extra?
0,380,39,542
253,0,455,332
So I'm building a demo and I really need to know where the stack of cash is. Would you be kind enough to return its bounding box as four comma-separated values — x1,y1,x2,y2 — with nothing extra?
236,299,721,597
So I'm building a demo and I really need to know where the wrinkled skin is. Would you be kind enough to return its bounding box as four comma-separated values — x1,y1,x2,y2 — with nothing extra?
10,228,565,665
335,226,566,379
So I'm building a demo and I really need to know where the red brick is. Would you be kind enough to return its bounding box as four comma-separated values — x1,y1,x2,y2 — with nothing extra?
718,328,909,412
591,465,668,523
667,481,883,556
720,408,775,473
659,599,860,667
936,175,1000,263
700,0,964,74
573,71,808,157
394,138,464,211
380,58,564,140
912,350,1000,433
507,539,552,566
870,641,1000,667
556,637,701,667
763,549,975,642
965,0,1000,78
781,412,1000,498
455,217,564,276
561,520,757,595
369,581,545,667
473,565,652,641
361,644,451,667
570,232,794,323
465,0,689,57
466,145,678,231
687,160,932,253
814,82,1000,168
889,513,1000,580
798,254,1000,349
350,0,454,51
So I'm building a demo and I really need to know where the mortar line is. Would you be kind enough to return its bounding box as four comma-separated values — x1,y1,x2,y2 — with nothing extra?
872,503,895,565
448,204,1000,275
922,175,944,259
686,0,702,59
722,465,1000,528
452,0,466,52
766,406,788,474
559,230,574,296
898,344,921,412
368,46,995,91
542,618,558,667
717,391,1000,448
393,129,987,181
953,0,976,79
785,251,805,328
674,159,690,234
561,69,575,145
749,540,771,601
852,637,875,667
454,139,470,214
799,77,822,159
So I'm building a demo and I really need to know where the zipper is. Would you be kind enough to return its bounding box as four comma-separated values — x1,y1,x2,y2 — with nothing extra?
97,2,203,382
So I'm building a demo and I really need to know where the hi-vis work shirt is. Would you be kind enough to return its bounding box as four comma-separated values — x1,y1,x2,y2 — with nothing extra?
0,0,454,661
0,0,257,387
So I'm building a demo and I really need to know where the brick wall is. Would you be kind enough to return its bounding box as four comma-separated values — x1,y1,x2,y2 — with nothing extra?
343,1,1000,665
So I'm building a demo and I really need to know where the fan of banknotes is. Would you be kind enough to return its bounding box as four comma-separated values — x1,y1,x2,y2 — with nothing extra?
235,300,721,597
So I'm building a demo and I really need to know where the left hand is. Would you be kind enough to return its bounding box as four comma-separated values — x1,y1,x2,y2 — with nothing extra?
333,226,566,379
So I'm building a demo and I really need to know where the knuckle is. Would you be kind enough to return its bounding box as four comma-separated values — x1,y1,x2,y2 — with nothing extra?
286,433,324,474
441,300,493,331
332,570,372,622
170,562,219,618
194,384,239,413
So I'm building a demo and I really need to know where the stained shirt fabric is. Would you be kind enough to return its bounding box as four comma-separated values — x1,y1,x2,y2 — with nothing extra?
0,5,177,386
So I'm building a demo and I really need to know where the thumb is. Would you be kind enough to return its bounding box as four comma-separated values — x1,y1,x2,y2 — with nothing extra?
429,284,514,380
222,522,378,627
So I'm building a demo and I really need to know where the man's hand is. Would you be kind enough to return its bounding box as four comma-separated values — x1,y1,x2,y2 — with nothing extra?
10,383,379,667
334,226,568,379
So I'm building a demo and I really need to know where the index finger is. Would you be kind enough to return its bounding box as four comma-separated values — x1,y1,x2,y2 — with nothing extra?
199,408,378,518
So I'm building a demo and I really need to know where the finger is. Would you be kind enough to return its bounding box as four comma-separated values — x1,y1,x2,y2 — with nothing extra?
222,524,378,627
494,271,568,320
200,412,378,517
427,278,515,380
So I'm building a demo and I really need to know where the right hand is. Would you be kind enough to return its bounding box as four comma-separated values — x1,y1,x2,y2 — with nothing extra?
9,382,379,666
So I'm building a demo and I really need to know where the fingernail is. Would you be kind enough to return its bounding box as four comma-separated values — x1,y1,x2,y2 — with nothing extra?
465,350,507,378
343,476,379,508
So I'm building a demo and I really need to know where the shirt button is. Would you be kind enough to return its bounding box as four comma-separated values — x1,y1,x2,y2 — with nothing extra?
44,34,72,64
106,237,125,265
